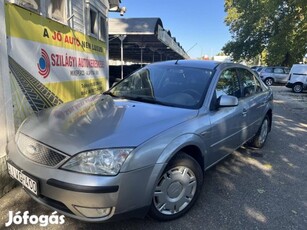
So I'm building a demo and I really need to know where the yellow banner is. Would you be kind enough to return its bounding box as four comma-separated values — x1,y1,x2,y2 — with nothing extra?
5,3,106,56
45,78,108,103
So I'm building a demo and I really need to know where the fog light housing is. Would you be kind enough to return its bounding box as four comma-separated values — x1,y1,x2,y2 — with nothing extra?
74,206,113,218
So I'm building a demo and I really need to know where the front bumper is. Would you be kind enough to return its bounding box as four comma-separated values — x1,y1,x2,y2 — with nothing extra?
7,140,164,222
285,82,294,88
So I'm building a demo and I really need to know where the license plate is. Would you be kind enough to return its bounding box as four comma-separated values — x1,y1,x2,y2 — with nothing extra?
7,162,39,196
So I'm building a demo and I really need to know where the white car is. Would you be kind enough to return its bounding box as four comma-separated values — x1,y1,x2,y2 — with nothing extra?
286,64,307,93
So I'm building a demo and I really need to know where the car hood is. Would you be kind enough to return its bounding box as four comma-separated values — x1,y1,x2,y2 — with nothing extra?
19,95,198,156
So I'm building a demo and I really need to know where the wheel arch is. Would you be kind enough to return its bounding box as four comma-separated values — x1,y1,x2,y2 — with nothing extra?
148,140,205,220
156,133,206,173
180,145,205,173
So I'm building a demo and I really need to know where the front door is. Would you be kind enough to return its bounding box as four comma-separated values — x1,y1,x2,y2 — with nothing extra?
206,68,248,166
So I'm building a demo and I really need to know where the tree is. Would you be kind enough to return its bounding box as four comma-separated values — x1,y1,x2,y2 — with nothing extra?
223,0,307,66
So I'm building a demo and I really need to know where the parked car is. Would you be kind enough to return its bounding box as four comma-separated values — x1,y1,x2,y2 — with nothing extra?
251,65,264,73
259,66,290,86
251,65,261,70
7,60,273,222
286,64,307,93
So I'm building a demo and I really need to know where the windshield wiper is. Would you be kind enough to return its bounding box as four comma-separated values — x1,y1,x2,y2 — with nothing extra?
124,96,174,107
103,93,175,107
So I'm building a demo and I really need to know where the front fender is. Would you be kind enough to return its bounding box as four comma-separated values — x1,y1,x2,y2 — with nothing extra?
121,132,207,172
156,133,207,167
120,133,208,208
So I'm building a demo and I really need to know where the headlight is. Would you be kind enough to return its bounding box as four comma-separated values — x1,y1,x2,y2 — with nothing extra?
61,148,133,175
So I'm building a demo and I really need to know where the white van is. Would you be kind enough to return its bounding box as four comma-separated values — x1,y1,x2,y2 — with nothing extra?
286,64,307,93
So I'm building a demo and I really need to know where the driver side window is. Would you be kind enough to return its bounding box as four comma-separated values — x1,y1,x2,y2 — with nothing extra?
216,68,241,98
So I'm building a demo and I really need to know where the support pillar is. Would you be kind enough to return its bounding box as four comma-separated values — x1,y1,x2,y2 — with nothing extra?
0,0,16,197
118,35,126,79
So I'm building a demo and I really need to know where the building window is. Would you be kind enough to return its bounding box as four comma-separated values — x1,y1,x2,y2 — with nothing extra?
87,5,100,38
89,7,99,36
99,15,107,41
87,4,106,41
47,0,66,23
18,0,40,12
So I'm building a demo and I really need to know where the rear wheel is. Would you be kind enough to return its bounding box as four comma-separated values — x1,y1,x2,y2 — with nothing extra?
264,78,274,86
249,115,270,148
149,153,203,221
292,83,303,93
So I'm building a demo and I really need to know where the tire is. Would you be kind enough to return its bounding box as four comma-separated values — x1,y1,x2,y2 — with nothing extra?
292,83,303,93
249,115,270,148
264,78,274,86
149,153,203,221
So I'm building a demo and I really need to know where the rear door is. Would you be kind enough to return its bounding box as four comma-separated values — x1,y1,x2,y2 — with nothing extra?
237,68,267,138
273,67,288,83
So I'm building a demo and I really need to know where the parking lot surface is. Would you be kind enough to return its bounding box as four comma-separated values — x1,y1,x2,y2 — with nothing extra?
0,86,306,230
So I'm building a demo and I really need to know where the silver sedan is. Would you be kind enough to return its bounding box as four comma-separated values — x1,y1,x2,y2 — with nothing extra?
7,60,273,222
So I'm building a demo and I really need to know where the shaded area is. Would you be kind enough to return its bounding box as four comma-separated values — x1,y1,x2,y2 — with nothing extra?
109,18,189,64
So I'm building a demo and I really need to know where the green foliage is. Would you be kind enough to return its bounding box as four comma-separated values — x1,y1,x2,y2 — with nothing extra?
223,0,307,66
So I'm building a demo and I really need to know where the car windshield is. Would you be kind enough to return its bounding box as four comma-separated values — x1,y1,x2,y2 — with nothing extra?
108,65,214,109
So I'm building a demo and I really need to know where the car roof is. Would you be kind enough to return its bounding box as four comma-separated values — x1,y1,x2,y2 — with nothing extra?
149,59,246,70
264,66,289,69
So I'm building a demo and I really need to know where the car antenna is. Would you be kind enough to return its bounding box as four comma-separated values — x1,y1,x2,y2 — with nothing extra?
175,42,198,65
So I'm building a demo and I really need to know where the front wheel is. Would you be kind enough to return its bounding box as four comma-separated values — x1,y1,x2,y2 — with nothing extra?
292,83,303,93
249,115,270,148
149,153,203,221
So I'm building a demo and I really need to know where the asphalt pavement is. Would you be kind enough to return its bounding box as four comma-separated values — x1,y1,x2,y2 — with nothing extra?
0,86,306,230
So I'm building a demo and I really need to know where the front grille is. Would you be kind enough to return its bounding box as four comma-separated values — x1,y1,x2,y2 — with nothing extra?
17,133,67,167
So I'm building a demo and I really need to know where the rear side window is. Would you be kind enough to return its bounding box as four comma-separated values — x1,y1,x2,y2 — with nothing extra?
265,68,273,73
216,68,241,98
274,68,284,74
238,68,263,97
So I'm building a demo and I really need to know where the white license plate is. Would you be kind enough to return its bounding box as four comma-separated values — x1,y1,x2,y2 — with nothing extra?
7,162,39,196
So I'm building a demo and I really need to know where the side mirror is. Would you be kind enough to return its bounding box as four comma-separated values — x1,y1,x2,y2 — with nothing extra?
218,95,238,107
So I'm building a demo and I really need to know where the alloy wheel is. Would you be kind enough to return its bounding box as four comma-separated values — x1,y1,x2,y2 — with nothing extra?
265,78,273,86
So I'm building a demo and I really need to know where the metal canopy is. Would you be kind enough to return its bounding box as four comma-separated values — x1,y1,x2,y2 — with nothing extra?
108,18,189,64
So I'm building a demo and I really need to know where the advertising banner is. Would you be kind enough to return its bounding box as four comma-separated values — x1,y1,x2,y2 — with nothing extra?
5,3,108,126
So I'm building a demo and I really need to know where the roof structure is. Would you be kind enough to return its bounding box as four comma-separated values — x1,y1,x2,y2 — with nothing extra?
108,18,189,64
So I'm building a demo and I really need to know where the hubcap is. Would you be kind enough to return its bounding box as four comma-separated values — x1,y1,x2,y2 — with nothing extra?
259,119,268,145
153,166,197,215
265,79,273,86
294,85,302,93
